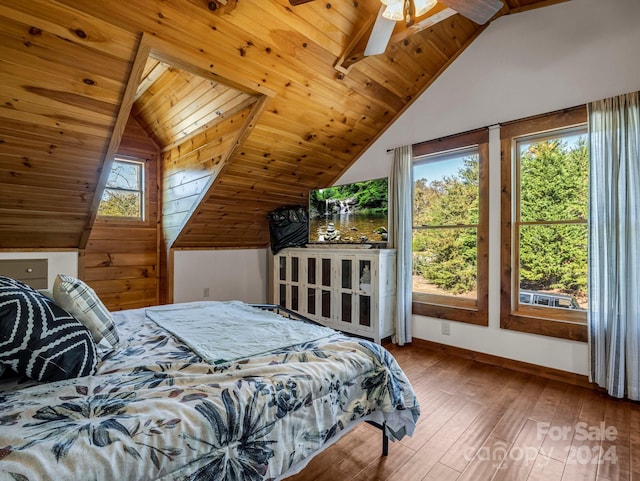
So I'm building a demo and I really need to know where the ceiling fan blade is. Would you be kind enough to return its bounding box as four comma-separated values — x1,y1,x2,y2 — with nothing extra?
289,0,314,5
364,7,396,56
438,0,503,25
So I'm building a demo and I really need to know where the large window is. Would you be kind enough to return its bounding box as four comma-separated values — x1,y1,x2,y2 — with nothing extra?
412,129,488,325
98,158,145,221
501,107,588,341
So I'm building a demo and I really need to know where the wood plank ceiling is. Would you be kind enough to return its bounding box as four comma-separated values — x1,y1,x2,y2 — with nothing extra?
0,0,566,250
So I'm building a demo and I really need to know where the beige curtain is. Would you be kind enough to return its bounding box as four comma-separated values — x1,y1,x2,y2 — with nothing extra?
589,91,640,400
389,145,413,345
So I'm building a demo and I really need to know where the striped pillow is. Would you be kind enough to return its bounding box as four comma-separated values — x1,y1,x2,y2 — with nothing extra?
53,274,119,348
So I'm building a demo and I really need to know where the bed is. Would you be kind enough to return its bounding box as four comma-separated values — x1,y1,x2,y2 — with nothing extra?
0,276,420,481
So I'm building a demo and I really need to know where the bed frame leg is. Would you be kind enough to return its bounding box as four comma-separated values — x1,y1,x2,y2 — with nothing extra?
365,421,389,456
382,429,389,456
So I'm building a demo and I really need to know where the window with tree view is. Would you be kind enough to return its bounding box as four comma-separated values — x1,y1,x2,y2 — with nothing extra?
97,158,144,220
411,129,488,325
515,127,588,315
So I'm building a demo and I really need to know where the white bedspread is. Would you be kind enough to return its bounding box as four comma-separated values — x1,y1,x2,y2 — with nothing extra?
0,301,420,481
145,301,336,364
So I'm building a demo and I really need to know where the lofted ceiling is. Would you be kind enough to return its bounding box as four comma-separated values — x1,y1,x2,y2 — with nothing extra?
0,0,567,250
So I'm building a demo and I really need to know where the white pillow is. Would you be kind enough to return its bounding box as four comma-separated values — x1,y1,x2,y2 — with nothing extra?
53,274,119,348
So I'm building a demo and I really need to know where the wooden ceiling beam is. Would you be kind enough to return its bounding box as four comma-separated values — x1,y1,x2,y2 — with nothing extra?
135,60,170,101
79,33,151,249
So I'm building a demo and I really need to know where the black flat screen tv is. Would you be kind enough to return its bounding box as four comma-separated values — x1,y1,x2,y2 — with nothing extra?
308,177,389,245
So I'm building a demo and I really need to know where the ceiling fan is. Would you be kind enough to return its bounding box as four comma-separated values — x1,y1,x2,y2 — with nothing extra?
289,0,504,58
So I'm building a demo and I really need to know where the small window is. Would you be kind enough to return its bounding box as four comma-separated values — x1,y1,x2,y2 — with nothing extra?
98,158,145,220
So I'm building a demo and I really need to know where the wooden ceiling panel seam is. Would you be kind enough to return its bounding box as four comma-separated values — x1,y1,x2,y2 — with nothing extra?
236,0,356,58
0,117,109,147
0,46,127,105
161,107,253,172
0,0,138,61
0,136,105,160
262,96,390,132
0,171,94,191
1,83,118,122
0,26,131,85
229,146,346,173
226,151,348,180
252,111,380,145
0,161,99,180
156,92,254,146
0,108,115,138
136,78,215,139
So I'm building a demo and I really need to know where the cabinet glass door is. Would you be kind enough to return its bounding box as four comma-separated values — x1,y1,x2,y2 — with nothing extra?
276,255,287,307
307,288,316,315
289,256,300,311
321,289,331,319
359,296,371,327
340,258,355,326
291,285,299,311
341,292,352,324
278,284,287,307
358,260,372,293
278,256,287,281
321,258,331,287
358,259,372,327
307,257,316,284
341,259,352,289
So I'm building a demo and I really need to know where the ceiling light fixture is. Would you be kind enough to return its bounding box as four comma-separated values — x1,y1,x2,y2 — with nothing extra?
381,0,437,22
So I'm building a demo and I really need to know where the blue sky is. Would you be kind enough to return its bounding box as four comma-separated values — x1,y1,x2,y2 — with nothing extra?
413,156,468,183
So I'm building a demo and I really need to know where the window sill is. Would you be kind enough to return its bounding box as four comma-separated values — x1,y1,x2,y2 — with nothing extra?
96,216,147,227
501,313,587,342
412,300,488,326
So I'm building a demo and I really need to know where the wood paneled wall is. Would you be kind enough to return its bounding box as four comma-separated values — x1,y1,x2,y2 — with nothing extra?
80,116,160,311
162,104,256,246
0,1,138,248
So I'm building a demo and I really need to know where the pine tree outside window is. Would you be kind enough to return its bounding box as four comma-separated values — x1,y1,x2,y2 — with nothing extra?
500,107,588,341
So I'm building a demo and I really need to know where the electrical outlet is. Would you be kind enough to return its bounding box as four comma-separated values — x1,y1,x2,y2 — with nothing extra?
203,287,210,298
441,321,450,336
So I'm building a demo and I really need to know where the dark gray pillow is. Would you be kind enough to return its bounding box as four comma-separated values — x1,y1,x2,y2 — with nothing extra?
0,275,98,382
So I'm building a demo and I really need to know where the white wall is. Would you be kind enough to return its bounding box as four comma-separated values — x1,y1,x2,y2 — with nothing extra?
173,249,268,304
0,251,78,287
338,0,640,375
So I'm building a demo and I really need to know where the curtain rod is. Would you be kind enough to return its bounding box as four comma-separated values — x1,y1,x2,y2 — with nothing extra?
385,124,501,153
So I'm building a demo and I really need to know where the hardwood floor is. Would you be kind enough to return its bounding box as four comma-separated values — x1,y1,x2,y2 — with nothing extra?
286,343,640,481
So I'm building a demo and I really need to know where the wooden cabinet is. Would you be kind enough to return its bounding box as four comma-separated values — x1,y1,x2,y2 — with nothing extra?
274,248,396,343
0,259,48,289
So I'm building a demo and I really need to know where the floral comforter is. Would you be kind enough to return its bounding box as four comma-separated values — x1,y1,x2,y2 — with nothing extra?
0,302,420,481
